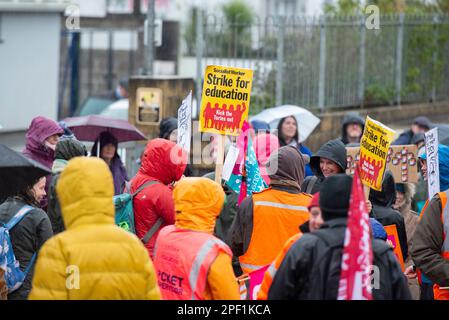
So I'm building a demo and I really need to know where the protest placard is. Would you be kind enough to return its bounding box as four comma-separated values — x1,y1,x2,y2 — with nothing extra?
199,65,253,136
346,145,418,184
384,224,405,272
177,91,192,153
425,128,440,199
359,117,395,191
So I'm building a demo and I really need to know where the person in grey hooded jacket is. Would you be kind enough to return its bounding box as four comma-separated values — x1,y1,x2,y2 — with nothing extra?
47,139,87,234
340,112,365,146
301,139,347,195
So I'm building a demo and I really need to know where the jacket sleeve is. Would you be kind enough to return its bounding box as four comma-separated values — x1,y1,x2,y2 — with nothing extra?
411,195,449,287
268,237,313,300
396,214,409,262
28,238,68,300
229,196,253,258
206,252,240,300
140,248,161,300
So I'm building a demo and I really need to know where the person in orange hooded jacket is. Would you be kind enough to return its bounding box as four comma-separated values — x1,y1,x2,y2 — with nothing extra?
153,177,240,300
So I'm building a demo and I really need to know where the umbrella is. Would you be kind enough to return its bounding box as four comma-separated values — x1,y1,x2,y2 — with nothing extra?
434,124,449,146
100,99,129,121
249,105,321,142
63,114,147,143
0,144,51,201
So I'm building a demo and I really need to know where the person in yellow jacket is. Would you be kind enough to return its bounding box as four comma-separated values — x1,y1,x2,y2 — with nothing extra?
28,157,160,300
153,177,240,300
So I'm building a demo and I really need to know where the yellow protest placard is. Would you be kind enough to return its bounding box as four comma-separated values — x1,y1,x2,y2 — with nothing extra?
359,116,395,191
200,65,253,136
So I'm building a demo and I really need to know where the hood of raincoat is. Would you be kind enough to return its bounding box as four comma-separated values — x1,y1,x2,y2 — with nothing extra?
56,157,115,229
139,138,187,185
419,144,449,191
341,112,365,145
254,133,280,184
310,139,347,177
254,133,280,166
369,170,396,208
174,177,225,234
23,116,63,168
267,145,308,189
55,139,87,161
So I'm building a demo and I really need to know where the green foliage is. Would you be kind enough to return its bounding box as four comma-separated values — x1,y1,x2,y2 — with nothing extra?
364,83,395,105
222,0,254,27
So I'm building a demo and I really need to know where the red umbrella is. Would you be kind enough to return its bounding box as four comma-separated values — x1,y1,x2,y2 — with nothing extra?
63,115,147,143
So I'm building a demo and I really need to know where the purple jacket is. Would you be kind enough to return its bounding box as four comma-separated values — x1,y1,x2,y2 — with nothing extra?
23,116,63,209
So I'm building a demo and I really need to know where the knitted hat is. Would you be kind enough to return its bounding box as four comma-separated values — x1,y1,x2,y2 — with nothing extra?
319,174,352,221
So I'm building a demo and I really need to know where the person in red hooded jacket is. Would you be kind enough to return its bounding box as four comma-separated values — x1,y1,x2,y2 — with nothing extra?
130,138,187,258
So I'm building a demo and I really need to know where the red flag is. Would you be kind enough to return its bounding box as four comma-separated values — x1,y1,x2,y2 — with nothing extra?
337,166,373,300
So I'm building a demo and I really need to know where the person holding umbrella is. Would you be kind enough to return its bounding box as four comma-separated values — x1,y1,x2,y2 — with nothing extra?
0,145,53,300
62,114,147,195
91,131,128,195
277,116,313,177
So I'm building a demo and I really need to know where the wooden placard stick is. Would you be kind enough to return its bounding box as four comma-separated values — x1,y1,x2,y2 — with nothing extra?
215,135,226,184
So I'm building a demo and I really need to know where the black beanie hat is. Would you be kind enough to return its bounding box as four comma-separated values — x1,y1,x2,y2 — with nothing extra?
159,117,178,140
319,174,353,221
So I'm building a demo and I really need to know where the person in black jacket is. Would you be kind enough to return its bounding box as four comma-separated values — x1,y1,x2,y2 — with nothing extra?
0,177,53,300
369,170,409,261
301,139,347,195
268,174,411,300
392,116,432,146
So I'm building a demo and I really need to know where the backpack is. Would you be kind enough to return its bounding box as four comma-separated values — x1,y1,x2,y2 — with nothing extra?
113,180,163,237
306,229,394,300
0,205,37,293
306,229,345,300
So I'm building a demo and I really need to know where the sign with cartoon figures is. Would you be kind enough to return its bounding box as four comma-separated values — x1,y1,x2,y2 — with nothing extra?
200,65,253,136
358,116,395,191
346,145,418,184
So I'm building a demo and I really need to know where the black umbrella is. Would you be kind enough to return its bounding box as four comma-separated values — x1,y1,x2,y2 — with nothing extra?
0,144,51,202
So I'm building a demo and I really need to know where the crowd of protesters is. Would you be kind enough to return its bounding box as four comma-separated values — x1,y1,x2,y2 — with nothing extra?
0,112,448,301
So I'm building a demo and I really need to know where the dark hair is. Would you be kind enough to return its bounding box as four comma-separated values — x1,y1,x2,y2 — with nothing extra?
277,116,299,146
14,177,42,207
91,131,119,158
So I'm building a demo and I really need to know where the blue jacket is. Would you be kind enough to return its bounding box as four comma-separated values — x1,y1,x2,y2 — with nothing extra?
299,144,313,177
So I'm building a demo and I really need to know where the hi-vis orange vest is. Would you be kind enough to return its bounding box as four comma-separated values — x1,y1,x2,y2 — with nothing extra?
433,191,449,300
257,232,303,300
153,225,232,300
239,188,311,274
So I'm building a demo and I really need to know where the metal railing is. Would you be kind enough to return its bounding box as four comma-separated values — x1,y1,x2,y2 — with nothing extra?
191,12,449,114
